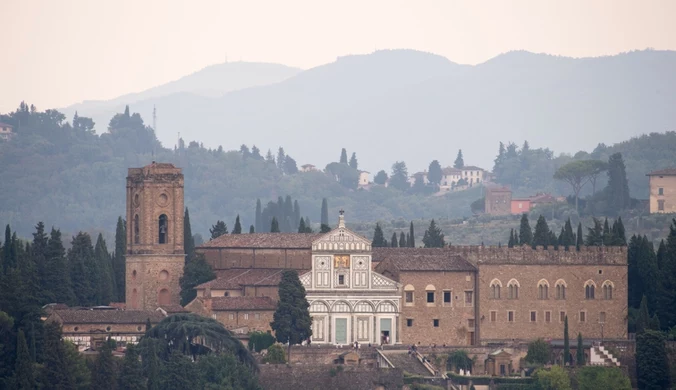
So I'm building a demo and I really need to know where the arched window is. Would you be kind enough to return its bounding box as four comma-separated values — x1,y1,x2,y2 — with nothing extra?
404,284,415,305
489,279,501,299
507,279,519,299
134,214,140,244
584,280,596,300
555,279,567,300
602,281,614,300
158,214,168,244
538,279,549,300
158,288,170,305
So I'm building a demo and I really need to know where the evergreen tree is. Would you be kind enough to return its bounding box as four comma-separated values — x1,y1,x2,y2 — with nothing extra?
627,235,642,308
576,223,583,251
69,232,95,306
41,321,74,389
44,228,74,304
240,144,251,158
251,145,262,160
339,148,348,164
270,217,280,233
209,221,228,239
372,224,387,247
283,195,294,233
233,215,242,234
519,214,533,246
658,219,676,329
255,199,262,233
284,155,298,174
374,170,388,185
276,147,286,169
508,229,515,248
532,215,550,249
613,217,627,245
92,339,116,390
636,330,670,390
113,216,126,302
409,222,415,248
179,254,216,305
390,233,398,248
427,160,442,185
184,208,195,262
605,152,631,214
293,200,301,231
160,349,197,390
549,230,559,250
576,333,584,366
514,231,519,246
142,340,161,390
602,218,611,244
636,295,651,334
298,218,307,233
271,270,312,361
12,329,35,390
249,225,255,234
454,149,464,168
118,344,144,390
349,152,358,169
650,313,661,331
399,232,406,247
423,219,445,248
563,316,570,366
585,218,603,246
94,234,115,305
320,198,329,231
3,225,11,272
389,161,410,191
32,221,50,304
563,218,575,250
657,239,667,272
265,149,275,164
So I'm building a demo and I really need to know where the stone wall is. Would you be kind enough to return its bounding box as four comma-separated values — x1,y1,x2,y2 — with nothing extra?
213,309,274,333
125,254,185,310
258,364,403,390
449,245,626,266
200,248,312,270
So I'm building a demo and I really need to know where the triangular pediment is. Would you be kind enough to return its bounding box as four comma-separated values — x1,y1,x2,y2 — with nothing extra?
312,226,371,251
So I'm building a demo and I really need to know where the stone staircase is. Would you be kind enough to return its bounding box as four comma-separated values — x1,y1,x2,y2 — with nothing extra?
591,345,620,367
383,351,433,377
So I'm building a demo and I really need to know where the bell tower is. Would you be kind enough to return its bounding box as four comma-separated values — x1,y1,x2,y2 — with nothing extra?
125,162,185,310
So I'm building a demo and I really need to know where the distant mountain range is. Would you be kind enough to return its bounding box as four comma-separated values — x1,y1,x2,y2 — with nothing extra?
62,49,676,173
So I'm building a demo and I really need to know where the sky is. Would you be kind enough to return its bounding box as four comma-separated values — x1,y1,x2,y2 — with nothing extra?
2,0,675,113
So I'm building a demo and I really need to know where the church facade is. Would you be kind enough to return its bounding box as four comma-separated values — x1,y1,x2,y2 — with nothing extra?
300,211,401,345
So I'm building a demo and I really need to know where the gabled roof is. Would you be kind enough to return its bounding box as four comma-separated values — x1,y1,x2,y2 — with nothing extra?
462,165,484,171
196,269,285,290
442,167,462,175
157,304,189,314
199,233,321,249
209,296,276,311
312,226,371,247
51,309,165,324
373,248,477,272
647,168,676,176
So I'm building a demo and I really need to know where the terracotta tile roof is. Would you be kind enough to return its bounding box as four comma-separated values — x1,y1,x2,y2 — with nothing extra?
462,166,484,171
209,296,276,311
197,269,285,290
373,248,477,272
109,302,127,309
442,167,462,175
157,304,189,314
52,309,165,324
199,233,321,249
647,168,676,176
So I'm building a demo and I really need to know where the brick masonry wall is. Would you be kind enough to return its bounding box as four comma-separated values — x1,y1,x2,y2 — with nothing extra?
213,309,274,332
125,254,184,310
200,248,313,270
398,271,477,346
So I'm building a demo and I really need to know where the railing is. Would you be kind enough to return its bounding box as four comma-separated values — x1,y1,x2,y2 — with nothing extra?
376,349,395,369
412,350,439,377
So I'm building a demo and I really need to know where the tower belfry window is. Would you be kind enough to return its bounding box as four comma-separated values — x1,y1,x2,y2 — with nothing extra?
159,214,168,244
134,214,140,244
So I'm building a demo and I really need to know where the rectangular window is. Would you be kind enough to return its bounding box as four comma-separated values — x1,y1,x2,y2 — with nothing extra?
433,319,440,327
405,292,414,303
580,311,586,322
468,319,475,328
658,200,665,211
444,291,451,304
508,311,514,322
599,312,606,323
530,311,537,322
545,311,551,323
243,313,249,320
407,319,414,327
338,275,345,285
255,313,261,320
229,313,234,320
490,311,497,322
427,292,435,303
560,311,566,323
465,291,473,306
659,187,664,195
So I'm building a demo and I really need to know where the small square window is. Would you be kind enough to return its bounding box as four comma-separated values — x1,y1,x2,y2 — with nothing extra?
444,291,451,303
545,311,551,323
508,311,514,322
580,311,586,322
490,311,497,322
338,275,345,285
599,312,606,323
468,319,475,328
407,319,414,327
530,311,537,322
598,269,603,275
659,187,664,195
427,292,435,303
405,291,414,303
433,319,440,327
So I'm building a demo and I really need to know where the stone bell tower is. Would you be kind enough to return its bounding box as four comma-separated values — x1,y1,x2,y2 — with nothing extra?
125,162,185,310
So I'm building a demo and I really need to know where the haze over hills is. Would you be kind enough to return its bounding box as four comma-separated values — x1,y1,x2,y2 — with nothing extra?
62,49,676,175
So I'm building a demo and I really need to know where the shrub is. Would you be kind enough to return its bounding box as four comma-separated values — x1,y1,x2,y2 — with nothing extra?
525,339,551,365
248,331,275,352
447,350,473,373
533,366,571,390
576,366,631,390
263,344,286,364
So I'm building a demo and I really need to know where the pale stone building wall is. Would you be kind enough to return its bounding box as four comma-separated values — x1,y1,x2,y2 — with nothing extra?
647,169,676,213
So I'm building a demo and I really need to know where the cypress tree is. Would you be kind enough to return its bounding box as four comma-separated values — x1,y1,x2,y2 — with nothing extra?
532,215,550,248
339,148,348,164
508,229,514,248
514,231,519,246
94,234,115,305
276,147,286,169
422,219,445,248
349,152,358,169
657,239,667,271
409,222,415,248
293,200,301,230
636,295,651,334
636,330,670,390
576,222,583,251
255,199,262,233
390,233,398,248
270,217,280,233
639,236,658,311
144,340,161,390
399,232,406,247
558,227,565,247
113,216,126,302
576,333,584,366
298,218,307,233
606,152,631,214
585,218,603,246
320,198,329,232
614,217,627,245
3,225,10,273
406,233,411,247
92,339,116,390
372,224,386,247
118,344,144,390
270,270,312,361
628,235,642,309
283,195,294,232
69,232,96,306
651,313,661,331
12,329,35,389
454,149,464,168
209,221,228,239
44,228,74,304
41,321,74,388
249,225,255,234
233,215,242,234
658,219,676,329
32,222,49,304
602,218,612,244
549,230,558,250
160,349,197,390
563,316,570,366
184,208,195,262
519,214,533,246
564,218,575,250
179,253,216,306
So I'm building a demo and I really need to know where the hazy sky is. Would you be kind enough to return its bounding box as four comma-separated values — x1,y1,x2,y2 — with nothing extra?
2,0,675,113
